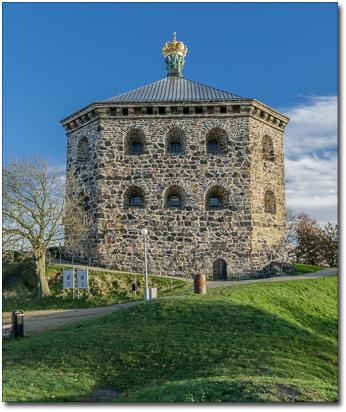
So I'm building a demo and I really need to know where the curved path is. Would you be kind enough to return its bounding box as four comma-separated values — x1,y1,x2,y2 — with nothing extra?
2,269,337,337
205,268,337,289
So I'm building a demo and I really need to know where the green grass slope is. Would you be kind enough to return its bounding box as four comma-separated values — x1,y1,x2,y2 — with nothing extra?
2,276,337,402
2,264,191,312
290,264,327,276
2,252,30,281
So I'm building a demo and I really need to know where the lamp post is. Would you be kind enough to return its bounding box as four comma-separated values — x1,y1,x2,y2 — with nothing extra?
141,228,149,301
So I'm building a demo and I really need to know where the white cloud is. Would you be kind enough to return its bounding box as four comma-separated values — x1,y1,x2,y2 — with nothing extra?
280,96,338,225
281,95,337,158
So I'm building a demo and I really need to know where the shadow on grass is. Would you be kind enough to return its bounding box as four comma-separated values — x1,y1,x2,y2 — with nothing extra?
2,290,338,402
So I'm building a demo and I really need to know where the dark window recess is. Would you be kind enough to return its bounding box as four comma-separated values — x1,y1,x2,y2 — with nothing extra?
195,107,203,114
159,107,166,115
122,108,128,116
132,143,142,152
232,105,240,113
147,107,153,115
132,197,142,206
183,107,189,115
209,197,219,207
209,141,218,151
171,142,180,152
170,196,180,207
220,107,227,114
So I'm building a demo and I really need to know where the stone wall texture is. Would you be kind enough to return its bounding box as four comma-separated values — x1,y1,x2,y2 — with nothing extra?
64,102,290,280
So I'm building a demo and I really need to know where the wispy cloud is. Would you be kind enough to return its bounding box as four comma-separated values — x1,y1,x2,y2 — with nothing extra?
280,95,338,225
281,95,337,158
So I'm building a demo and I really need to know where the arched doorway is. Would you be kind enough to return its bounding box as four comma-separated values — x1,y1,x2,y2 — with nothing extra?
213,259,227,280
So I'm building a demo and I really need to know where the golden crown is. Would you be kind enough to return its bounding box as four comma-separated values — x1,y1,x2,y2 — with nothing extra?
162,32,188,58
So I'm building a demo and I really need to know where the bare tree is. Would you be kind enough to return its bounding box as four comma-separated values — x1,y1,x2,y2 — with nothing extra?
285,207,297,261
2,151,92,300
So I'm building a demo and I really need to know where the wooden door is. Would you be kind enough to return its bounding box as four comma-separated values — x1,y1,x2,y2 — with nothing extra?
213,259,227,280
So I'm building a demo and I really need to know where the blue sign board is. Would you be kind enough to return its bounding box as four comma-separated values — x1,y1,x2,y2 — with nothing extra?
76,269,89,289
63,269,74,289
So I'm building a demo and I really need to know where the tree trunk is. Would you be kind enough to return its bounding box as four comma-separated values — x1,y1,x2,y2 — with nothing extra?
36,255,50,299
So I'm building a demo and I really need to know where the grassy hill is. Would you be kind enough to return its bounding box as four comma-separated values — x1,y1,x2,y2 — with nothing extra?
2,252,30,281
2,263,191,312
2,276,338,402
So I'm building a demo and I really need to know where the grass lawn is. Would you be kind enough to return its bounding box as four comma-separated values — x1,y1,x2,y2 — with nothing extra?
291,264,329,276
2,276,338,402
2,264,192,313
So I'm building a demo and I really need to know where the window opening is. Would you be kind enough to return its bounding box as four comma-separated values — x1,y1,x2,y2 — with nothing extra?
159,107,166,115
132,143,142,152
195,107,203,114
183,107,189,115
209,197,219,207
209,141,218,152
147,107,153,115
220,107,227,114
122,108,128,116
171,142,180,152
132,197,142,207
170,196,180,207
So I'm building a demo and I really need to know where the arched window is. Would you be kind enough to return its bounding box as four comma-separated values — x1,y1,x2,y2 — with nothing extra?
165,128,186,155
205,186,228,209
131,196,142,207
123,186,145,209
170,195,180,207
170,142,181,152
163,185,186,208
132,143,142,153
124,129,145,155
77,137,89,162
209,197,219,207
208,141,218,152
264,190,276,214
262,135,274,161
206,128,228,154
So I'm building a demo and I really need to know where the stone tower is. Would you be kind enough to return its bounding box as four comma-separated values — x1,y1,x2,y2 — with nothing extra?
61,33,291,280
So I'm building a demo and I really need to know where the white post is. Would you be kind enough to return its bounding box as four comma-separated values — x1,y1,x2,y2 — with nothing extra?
144,234,148,301
141,228,149,301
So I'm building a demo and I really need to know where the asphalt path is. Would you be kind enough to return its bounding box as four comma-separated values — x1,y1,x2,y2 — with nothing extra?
2,268,337,337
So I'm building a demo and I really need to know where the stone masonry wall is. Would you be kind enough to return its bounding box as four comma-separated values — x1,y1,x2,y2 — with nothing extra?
65,107,289,280
248,117,287,275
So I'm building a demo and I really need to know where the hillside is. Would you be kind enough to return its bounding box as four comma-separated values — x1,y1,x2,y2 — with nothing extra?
2,276,337,402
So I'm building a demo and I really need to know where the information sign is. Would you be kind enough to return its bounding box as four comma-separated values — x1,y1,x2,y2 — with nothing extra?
63,269,74,289
76,269,89,289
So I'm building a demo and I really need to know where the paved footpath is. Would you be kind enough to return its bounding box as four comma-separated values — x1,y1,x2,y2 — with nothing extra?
2,269,337,337
205,268,338,289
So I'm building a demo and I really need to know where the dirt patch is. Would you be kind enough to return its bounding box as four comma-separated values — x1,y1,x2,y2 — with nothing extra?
275,385,302,399
81,386,120,402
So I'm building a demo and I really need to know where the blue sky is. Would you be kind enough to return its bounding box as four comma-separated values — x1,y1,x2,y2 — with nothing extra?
2,2,338,225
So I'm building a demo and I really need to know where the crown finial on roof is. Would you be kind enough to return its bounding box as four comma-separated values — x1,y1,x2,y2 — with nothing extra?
162,32,188,77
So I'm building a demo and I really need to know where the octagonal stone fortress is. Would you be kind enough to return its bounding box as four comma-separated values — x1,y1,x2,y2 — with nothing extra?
61,33,291,280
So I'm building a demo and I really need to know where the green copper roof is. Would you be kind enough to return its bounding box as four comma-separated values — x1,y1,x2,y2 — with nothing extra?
103,77,243,103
